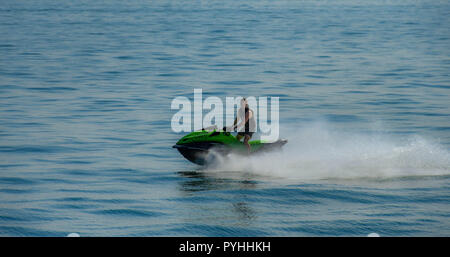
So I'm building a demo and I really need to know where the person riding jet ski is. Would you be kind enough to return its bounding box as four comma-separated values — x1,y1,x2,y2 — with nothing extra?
230,98,256,154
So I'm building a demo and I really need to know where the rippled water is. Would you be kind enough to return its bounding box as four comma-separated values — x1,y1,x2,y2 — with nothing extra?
1,0,449,236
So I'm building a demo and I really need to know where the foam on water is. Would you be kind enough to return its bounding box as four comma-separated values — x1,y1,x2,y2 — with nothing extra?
206,122,450,181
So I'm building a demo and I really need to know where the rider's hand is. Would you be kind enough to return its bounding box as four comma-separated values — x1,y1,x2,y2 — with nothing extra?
224,126,236,132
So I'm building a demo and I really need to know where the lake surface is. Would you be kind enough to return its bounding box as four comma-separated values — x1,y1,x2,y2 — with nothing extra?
0,0,449,236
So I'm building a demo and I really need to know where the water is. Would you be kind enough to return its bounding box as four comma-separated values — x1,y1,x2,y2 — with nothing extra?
1,0,449,236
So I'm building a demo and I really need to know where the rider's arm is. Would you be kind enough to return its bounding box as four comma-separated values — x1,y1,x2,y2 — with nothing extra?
232,116,239,130
235,110,252,129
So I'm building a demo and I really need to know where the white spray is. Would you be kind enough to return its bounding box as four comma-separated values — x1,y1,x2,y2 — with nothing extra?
205,122,450,181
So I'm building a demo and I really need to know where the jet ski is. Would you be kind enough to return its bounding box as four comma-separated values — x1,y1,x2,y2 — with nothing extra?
173,125,288,165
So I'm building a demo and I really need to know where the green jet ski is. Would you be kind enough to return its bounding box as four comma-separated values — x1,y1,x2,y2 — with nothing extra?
173,126,288,165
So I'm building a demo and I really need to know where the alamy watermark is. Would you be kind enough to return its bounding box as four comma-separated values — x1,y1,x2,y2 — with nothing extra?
171,89,279,141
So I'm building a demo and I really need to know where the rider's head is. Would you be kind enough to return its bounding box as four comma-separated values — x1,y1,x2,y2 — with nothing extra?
240,97,247,108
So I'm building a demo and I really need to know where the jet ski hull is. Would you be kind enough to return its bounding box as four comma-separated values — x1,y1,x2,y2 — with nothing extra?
173,142,229,165
173,139,287,165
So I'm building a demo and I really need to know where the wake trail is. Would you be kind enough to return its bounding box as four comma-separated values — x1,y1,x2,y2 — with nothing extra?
205,122,450,181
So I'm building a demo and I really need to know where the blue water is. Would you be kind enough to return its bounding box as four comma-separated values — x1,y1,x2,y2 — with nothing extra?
1,0,450,236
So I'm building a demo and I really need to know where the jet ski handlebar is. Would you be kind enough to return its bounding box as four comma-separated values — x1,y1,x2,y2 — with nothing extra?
200,125,218,131
200,125,236,132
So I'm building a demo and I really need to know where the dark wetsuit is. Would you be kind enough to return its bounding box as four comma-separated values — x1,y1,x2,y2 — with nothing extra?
237,106,256,137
